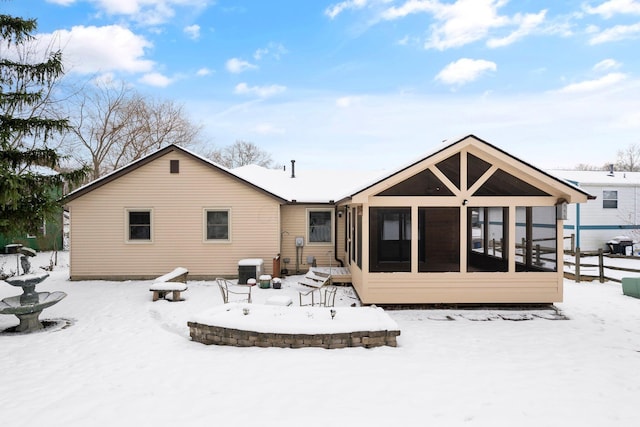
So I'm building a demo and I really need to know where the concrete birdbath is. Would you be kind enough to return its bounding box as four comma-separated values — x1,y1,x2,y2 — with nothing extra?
0,272,67,332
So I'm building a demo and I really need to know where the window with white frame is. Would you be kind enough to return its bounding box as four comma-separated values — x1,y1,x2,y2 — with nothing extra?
308,209,332,243
127,210,152,241
603,190,618,209
205,209,230,241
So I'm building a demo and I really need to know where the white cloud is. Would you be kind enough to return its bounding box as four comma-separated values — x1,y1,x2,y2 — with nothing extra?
184,24,201,40
325,0,368,19
225,58,258,74
46,0,76,5
584,0,640,18
253,42,288,61
234,82,286,98
435,58,497,86
336,96,360,107
397,35,410,45
487,10,547,48
38,25,154,74
381,0,509,50
381,0,437,19
196,67,213,76
380,0,548,50
94,0,171,25
557,72,627,93
594,59,621,71
588,22,640,44
77,0,211,26
138,72,173,87
586,24,600,34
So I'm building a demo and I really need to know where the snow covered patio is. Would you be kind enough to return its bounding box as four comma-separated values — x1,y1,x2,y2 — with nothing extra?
1,251,640,426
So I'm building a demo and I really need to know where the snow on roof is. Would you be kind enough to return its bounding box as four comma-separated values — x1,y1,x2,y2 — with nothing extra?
231,164,383,203
65,139,593,205
548,170,640,186
237,137,465,203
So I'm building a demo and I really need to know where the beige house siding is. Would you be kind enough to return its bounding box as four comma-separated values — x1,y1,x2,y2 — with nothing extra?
355,273,562,304
280,204,336,274
335,208,347,266
67,150,281,280
65,136,591,305
342,135,588,305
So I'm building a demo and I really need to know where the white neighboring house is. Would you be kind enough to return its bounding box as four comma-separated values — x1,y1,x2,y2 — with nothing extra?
550,169,640,253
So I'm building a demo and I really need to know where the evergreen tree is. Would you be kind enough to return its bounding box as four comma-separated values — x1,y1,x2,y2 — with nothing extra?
0,13,87,237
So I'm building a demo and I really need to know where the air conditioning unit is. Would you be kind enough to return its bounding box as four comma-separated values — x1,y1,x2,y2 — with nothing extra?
238,258,264,284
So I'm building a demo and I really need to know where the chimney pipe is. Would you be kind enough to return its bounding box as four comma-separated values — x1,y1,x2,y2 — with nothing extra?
608,163,614,176
290,160,296,178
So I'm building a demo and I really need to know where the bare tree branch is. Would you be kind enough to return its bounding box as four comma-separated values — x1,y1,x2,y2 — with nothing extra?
208,140,278,169
615,143,640,172
64,79,202,180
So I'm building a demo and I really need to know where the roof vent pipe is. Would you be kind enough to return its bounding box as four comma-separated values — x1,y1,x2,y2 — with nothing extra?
608,163,614,177
290,160,296,178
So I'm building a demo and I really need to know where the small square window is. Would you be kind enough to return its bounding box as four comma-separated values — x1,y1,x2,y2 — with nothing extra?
603,190,618,209
128,210,151,240
206,210,229,241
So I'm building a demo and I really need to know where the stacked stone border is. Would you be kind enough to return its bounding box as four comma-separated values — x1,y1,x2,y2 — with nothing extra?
188,322,400,349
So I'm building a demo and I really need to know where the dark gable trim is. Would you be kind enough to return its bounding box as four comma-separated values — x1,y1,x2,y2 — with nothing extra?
344,134,594,201
63,144,288,204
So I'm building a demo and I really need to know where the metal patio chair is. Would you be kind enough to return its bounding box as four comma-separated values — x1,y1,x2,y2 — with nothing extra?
299,285,337,307
216,278,252,304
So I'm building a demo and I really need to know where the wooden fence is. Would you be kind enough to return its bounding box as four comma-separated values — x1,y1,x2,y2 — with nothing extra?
476,234,639,282
564,247,640,283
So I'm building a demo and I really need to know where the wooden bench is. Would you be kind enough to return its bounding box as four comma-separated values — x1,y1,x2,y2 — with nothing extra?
150,267,188,301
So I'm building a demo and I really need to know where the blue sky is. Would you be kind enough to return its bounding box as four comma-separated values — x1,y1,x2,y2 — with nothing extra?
5,0,640,171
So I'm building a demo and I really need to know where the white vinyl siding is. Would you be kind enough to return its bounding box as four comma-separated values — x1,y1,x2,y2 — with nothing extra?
603,190,618,209
563,184,639,251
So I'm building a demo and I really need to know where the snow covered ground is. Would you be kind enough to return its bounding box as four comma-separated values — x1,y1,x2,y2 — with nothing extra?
1,251,640,426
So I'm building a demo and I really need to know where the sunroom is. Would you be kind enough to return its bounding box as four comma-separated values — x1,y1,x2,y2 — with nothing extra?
339,135,591,305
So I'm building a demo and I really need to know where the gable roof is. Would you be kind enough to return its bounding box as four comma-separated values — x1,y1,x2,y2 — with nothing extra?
64,135,594,206
340,134,594,202
63,144,288,204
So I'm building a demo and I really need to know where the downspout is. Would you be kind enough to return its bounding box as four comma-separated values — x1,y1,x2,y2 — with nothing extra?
334,205,344,267
567,179,581,251
631,184,638,255
575,203,581,250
